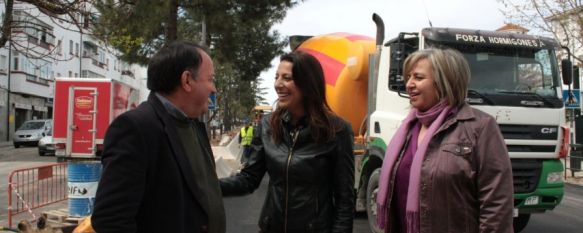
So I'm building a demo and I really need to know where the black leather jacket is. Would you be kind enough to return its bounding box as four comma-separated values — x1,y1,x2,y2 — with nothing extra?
220,112,355,233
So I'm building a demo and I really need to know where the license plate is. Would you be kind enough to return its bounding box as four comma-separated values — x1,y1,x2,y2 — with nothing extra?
513,208,518,217
524,196,540,206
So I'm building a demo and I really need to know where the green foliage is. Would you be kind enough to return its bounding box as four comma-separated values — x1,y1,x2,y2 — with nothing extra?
201,0,292,81
214,63,258,130
93,0,171,64
92,0,302,129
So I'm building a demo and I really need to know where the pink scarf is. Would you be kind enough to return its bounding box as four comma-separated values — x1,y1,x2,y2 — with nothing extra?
376,101,452,232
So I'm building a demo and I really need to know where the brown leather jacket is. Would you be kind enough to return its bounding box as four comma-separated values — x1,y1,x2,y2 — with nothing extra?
387,104,514,233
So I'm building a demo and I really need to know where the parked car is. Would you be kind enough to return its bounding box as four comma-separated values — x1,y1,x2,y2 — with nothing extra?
13,119,52,148
38,134,55,156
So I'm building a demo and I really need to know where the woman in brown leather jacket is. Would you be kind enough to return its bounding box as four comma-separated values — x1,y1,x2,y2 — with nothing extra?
220,51,355,233
376,48,514,233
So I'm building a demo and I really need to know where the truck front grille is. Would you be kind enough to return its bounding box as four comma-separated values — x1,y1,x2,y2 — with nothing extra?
511,159,542,193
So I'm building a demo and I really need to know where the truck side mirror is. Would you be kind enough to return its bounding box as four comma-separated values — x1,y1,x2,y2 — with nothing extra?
389,42,407,93
561,59,573,85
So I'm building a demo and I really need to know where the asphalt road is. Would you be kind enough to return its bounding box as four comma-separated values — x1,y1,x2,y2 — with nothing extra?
223,176,371,233
523,184,583,233
223,176,583,233
1,145,583,232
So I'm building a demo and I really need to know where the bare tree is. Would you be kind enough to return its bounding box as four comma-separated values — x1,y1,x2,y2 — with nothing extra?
0,0,93,60
499,0,583,63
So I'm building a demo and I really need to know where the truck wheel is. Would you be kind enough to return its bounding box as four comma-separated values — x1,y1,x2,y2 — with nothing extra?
38,150,45,156
366,168,383,233
13,143,20,148
513,213,530,233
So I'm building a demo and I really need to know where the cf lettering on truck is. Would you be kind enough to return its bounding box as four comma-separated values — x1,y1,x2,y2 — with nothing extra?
292,14,572,233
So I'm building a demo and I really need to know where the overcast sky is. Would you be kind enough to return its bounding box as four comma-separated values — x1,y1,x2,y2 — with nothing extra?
257,0,509,104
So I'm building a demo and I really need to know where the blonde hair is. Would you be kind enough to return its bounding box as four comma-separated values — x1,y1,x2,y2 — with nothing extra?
403,48,470,108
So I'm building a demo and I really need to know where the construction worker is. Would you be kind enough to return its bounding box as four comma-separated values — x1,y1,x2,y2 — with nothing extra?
239,120,254,166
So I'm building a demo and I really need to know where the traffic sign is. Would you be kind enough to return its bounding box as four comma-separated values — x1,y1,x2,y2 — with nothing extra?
208,93,216,110
563,89,580,109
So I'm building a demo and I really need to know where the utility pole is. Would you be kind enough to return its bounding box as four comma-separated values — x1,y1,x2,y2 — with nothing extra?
79,3,86,78
79,31,83,77
5,39,11,141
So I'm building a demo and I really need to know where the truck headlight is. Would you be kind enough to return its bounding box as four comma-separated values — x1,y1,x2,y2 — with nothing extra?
547,172,563,184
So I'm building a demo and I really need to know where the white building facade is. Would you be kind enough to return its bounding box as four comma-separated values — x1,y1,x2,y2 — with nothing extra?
0,1,147,142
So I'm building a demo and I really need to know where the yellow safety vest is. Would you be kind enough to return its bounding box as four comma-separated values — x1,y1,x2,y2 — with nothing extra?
240,126,254,146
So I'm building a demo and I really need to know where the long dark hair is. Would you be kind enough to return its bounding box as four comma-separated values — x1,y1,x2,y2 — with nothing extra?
269,51,342,144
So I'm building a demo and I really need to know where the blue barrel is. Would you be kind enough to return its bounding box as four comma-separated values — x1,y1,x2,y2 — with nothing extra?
68,161,102,217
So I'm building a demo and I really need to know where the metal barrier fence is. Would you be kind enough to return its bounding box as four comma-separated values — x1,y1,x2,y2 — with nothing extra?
568,144,583,178
7,163,68,228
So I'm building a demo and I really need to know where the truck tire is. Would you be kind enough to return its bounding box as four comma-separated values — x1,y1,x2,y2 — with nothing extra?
513,213,530,233
366,168,383,233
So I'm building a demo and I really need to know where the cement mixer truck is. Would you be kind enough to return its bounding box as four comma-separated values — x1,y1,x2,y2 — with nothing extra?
294,14,573,232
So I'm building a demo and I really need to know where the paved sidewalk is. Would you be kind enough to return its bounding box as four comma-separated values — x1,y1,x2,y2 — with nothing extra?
0,141,11,148
565,169,583,186
563,159,583,186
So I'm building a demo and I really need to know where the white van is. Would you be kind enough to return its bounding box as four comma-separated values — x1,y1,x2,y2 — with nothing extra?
13,119,52,148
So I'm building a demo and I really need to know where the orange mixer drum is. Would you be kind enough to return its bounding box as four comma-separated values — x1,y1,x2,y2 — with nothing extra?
297,33,375,134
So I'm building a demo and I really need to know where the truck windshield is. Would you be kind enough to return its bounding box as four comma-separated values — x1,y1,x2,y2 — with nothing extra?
453,45,559,97
425,41,563,108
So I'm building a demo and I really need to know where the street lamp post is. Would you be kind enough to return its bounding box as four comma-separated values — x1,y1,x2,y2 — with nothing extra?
5,39,11,141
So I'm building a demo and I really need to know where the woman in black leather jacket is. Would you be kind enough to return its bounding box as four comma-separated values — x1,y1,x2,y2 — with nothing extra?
220,51,355,233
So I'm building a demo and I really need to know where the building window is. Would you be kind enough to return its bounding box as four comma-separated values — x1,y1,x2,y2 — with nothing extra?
0,55,6,72
26,74,36,82
69,40,73,55
75,43,79,56
39,62,52,80
24,58,34,75
37,79,48,85
13,57,18,71
40,30,46,42
99,49,105,64
68,71,72,77
57,40,62,55
82,70,105,79
74,73,78,77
